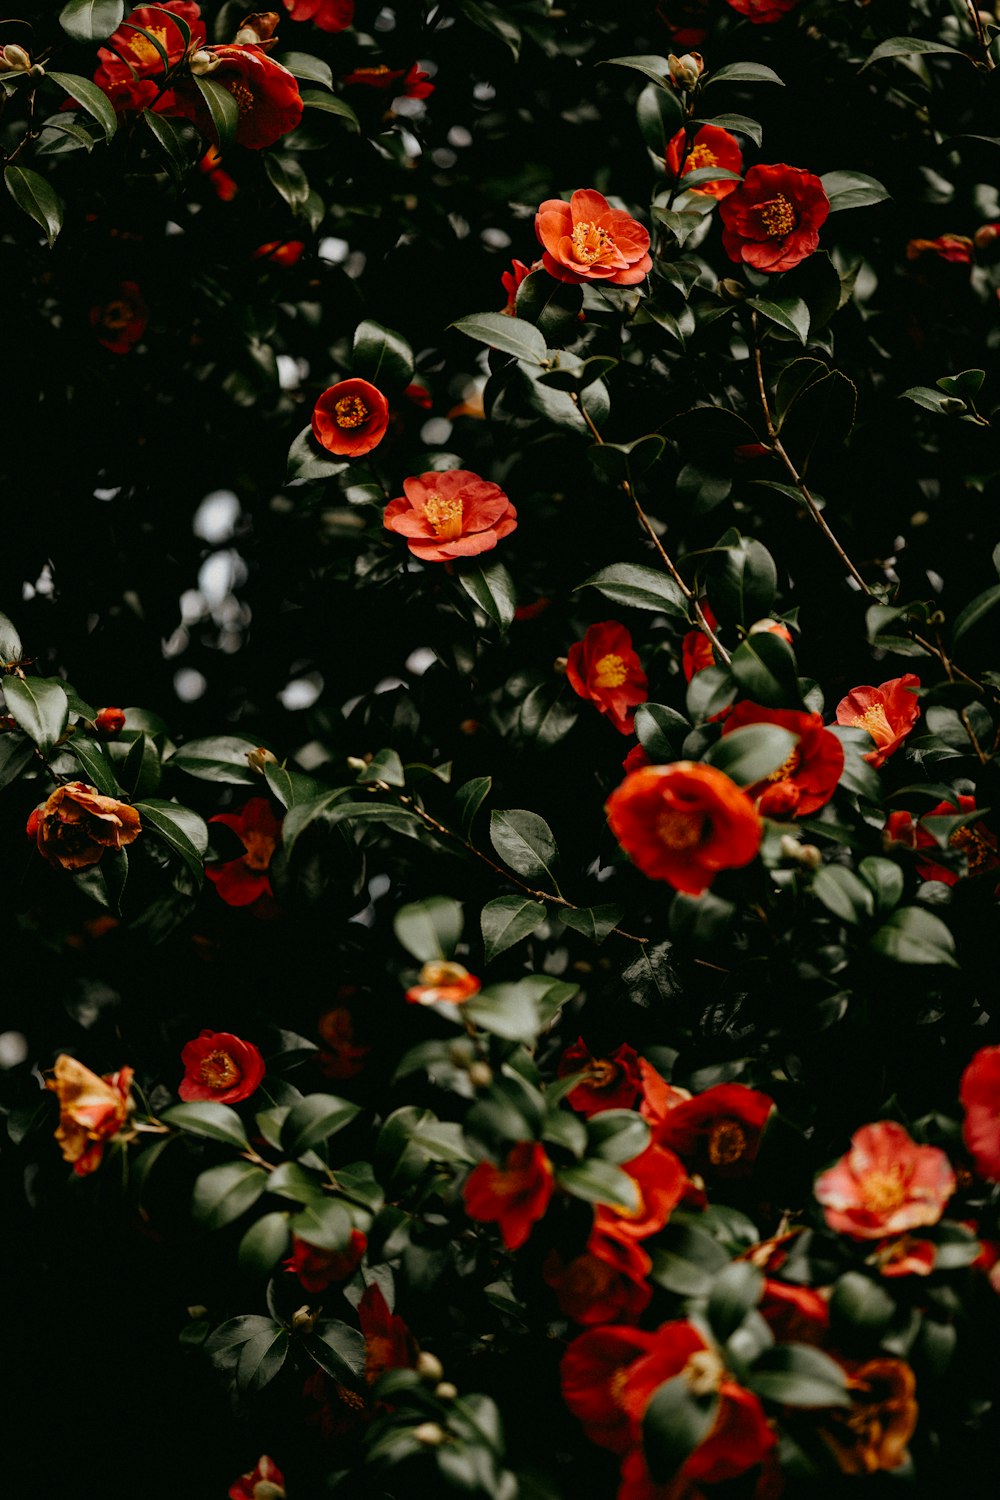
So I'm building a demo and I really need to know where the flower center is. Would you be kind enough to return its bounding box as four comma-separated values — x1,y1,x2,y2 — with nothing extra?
593,652,628,689
682,1349,725,1396
587,1058,617,1089
854,703,893,746
334,395,369,429
757,194,796,238
128,25,168,69
226,79,254,116
571,220,616,264
102,300,134,329
609,1367,631,1409
424,493,464,540
708,1119,747,1166
199,1050,240,1089
686,143,718,172
418,960,468,987
950,825,993,873
766,748,801,783
242,829,275,872
336,1382,367,1411
858,1166,907,1215
656,809,704,852
355,65,391,78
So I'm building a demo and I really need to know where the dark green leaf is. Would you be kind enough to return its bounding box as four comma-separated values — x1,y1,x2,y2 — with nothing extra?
586,1110,651,1164
490,809,559,886
812,864,875,925
870,907,958,966
358,747,406,788
558,1159,641,1214
353,318,414,388
643,1378,719,1483
635,702,689,761
637,82,685,151
238,1212,291,1276
456,0,520,57
67,734,119,796
480,895,547,963
141,109,192,183
951,583,1000,647
705,62,784,87
858,856,904,913
452,312,547,366
3,676,69,754
305,1320,366,1382
455,775,491,836
59,0,125,41
601,54,673,89
749,1343,850,1408
819,170,891,212
237,1326,289,1396
465,982,542,1041
0,734,34,791
730,632,801,708
709,537,777,626
291,1198,353,1251
830,1271,895,1339
395,896,464,962
135,799,208,885
47,72,117,142
192,74,239,148
192,1161,268,1229
0,611,22,663
707,1262,763,1341
703,723,798,786
457,559,517,632
276,52,333,89
264,152,310,210
518,679,578,748
301,89,359,129
558,904,625,946
577,563,687,618
281,1093,361,1157
747,295,810,344
169,735,262,783
161,1102,250,1150
4,167,63,247
588,436,666,484
693,112,762,147
862,36,969,68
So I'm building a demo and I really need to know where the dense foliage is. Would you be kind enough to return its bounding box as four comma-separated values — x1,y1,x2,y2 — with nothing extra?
3,1,1000,1496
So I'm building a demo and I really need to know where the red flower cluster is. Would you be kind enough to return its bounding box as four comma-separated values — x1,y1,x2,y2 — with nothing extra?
179,1029,266,1103
720,163,829,273
665,124,742,199
567,621,648,736
90,282,148,355
384,469,517,562
814,1121,955,1240
94,2,205,114
885,796,999,885
836,674,921,766
171,45,304,150
207,797,281,907
535,189,652,286
606,762,761,894
463,1141,554,1249
722,701,843,818
312,378,389,457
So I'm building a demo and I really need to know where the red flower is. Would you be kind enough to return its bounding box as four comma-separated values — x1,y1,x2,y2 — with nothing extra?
206,796,281,907
665,124,742,200
725,0,800,21
960,1046,1000,1182
254,239,305,266
312,378,389,457
557,1039,643,1117
178,1029,266,1103
815,1121,955,1240
889,796,999,885
171,45,303,150
906,235,974,265
682,603,718,683
358,1283,418,1384
406,960,481,1006
229,1455,285,1500
46,1055,135,1177
93,2,205,113
27,781,141,870
289,1228,367,1293
89,281,148,355
95,707,126,737
199,146,239,201
545,1226,652,1325
720,163,829,273
501,257,534,314
535,189,652,286
759,1280,829,1344
721,701,844,818
561,1325,659,1454
283,0,355,32
384,469,517,563
317,1004,370,1080
876,1235,937,1278
566,621,648,736
606,762,761,895
404,382,433,410
595,1143,688,1242
622,744,650,775
650,1082,774,1178
974,222,1000,251
836,674,921,767
463,1141,553,1250
638,1059,692,1132
656,2,709,49
342,62,433,98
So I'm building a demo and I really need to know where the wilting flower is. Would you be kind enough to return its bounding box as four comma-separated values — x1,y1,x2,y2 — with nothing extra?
665,124,742,199
720,163,829,273
463,1141,554,1250
906,235,974,265
317,1004,370,1080
254,239,305,266
545,1225,652,1325
725,0,800,21
560,1325,659,1453
289,1228,367,1292
384,469,517,562
566,621,648,736
93,1,204,112
835,673,920,767
885,796,999,885
606,762,761,895
199,146,239,200
229,1455,285,1500
342,62,434,98
650,1082,774,1178
960,1046,1000,1182
171,45,303,150
406,960,481,1006
90,282,148,355
359,1283,418,1384
27,782,141,870
312,378,389,457
815,1121,955,1240
283,0,354,32
46,1055,134,1176
95,706,126,736
179,1029,266,1103
818,1359,918,1476
722,701,844,818
557,1039,643,1117
206,796,281,907
501,257,533,314
535,189,652,286
759,1280,829,1344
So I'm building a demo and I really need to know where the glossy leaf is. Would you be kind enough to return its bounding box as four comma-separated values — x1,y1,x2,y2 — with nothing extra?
4,167,64,248
480,895,547,963
3,676,69,754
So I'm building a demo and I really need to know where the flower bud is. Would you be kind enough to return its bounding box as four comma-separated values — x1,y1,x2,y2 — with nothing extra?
291,1305,319,1332
435,1381,458,1401
553,655,568,675
974,222,1000,252
189,49,220,75
96,706,126,737
346,755,368,772
252,1484,286,1500
235,11,281,45
416,1351,444,1383
459,718,480,735
667,52,704,89
413,1422,446,1447
0,44,31,72
246,745,278,774
717,278,746,302
468,1061,493,1089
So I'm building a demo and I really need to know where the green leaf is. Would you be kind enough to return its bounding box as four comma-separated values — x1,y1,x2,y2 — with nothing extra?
747,295,810,345
558,904,625,946
465,982,542,1041
862,36,969,69
264,763,317,810
730,632,800,709
66,734,120,796
192,74,239,149
707,1262,763,1341
291,1198,353,1251
169,735,262,784
264,152,310,211
357,747,406,788
305,1320,366,1382
4,166,64,248
936,369,985,399
601,54,673,89
267,1162,325,1203
452,312,547,366
456,0,520,57
812,864,875,925
141,109,192,183
238,1212,291,1276
457,559,517,632
0,734,34,791
205,1314,275,1368
301,89,359,129
281,1093,361,1158
748,1344,850,1408
558,1158,641,1215
709,538,777,626
276,52,333,89
161,1102,250,1151
830,1271,895,1340
352,318,414,388
455,775,491,837
637,82,685,152
871,906,958,967
237,1326,289,1396
395,896,464,962
692,112,762,147
135,799,208,884
518,679,578,748
951,583,1000,647
0,610,22,663
3,676,69,754
705,61,784,87
680,166,743,191
192,1161,268,1230
635,703,689,761
586,1110,651,1165
47,72,117,142
59,0,124,42
286,425,347,483
858,856,904,913
643,1378,720,1483
651,1222,730,1295
490,809,559,887
480,895,547,963
819,170,891,212
118,731,161,801
588,436,666,484
577,563,687,618
704,724,798,787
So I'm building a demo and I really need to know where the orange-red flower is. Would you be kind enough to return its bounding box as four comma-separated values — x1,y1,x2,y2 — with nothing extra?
93,1,204,113
46,1055,135,1176
317,1004,370,1080
535,189,652,286
358,1283,418,1384
501,257,533,314
722,701,844,818
759,1280,829,1344
283,0,354,32
206,796,281,907
199,146,239,201
567,621,648,736
885,796,999,885
406,960,481,1006
95,706,126,736
818,1359,917,1476
726,0,800,21
545,1225,652,1325
594,1143,688,1242
254,239,305,266
815,1121,955,1240
720,163,829,273
179,1029,266,1103
649,1081,774,1178
558,1039,643,1117
960,1046,1000,1182
171,45,303,150
229,1455,285,1500
665,124,742,200
27,781,141,870
606,762,761,895
876,1235,937,1278
836,673,920,767
561,1325,659,1454
906,235,973,265
289,1228,367,1292
384,469,517,563
463,1141,553,1250
312,378,389,457
682,602,717,682
342,62,434,98
90,281,148,355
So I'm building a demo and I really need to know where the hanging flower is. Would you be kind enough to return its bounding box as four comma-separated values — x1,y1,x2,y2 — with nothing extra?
535,189,652,286
719,163,829,273
665,124,742,199
814,1121,955,1240
206,797,281,907
649,1082,774,1178
721,701,844,818
463,1141,554,1250
283,0,354,32
178,1029,266,1103
27,782,141,870
384,469,517,562
605,762,761,894
835,673,921,767
557,1039,643,1117
818,1359,918,1476
46,1055,135,1176
960,1046,1000,1182
406,960,481,1006
93,1,205,113
89,282,148,355
171,45,303,150
312,378,390,457
229,1455,286,1500
566,621,648,736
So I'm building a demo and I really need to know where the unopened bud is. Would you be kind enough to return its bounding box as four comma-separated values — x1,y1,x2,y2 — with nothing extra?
346,755,368,772
413,1422,446,1447
252,1484,285,1500
780,835,822,870
186,1304,208,1319
246,745,278,774
189,49,220,75
468,1061,493,1089
435,1381,458,1401
717,278,746,302
417,1351,444,1383
96,706,126,737
667,52,704,89
974,222,1000,252
553,655,568,675
0,44,31,72
235,11,280,45
459,718,480,735
291,1305,318,1332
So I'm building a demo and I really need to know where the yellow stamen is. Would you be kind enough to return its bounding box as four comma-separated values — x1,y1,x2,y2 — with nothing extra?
593,652,628,689
242,830,275,872
227,79,254,116
334,395,369,430
854,703,893,746
708,1120,747,1166
685,143,718,172
571,220,616,265
424,493,464,540
859,1166,907,1215
656,809,703,852
766,748,801,783
757,194,796,238
199,1050,240,1089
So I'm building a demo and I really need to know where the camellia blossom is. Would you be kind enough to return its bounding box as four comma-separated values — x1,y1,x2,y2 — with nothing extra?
725,0,800,22
90,282,148,355
289,1228,367,1293
178,1029,266,1103
759,1280,829,1344
535,189,652,286
885,797,1000,885
254,239,305,266
719,163,829,273
206,797,281,907
358,1282,418,1384
27,782,141,870
283,0,355,32
665,124,742,199
960,1046,1000,1182
814,1121,955,1240
170,45,303,150
384,469,517,562
46,1055,134,1177
906,234,974,265
722,701,844,818
560,1325,659,1453
463,1141,554,1250
93,1,205,113
501,257,534,314
317,1004,370,1080
557,1039,643,1117
229,1455,285,1500
594,1143,688,1243
406,960,481,1006
818,1359,917,1476
312,378,389,457
835,673,921,767
682,602,718,682
650,1082,774,1178
198,146,239,201
95,706,126,736
605,762,762,895
544,1224,652,1326
342,62,434,99
566,621,648,736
